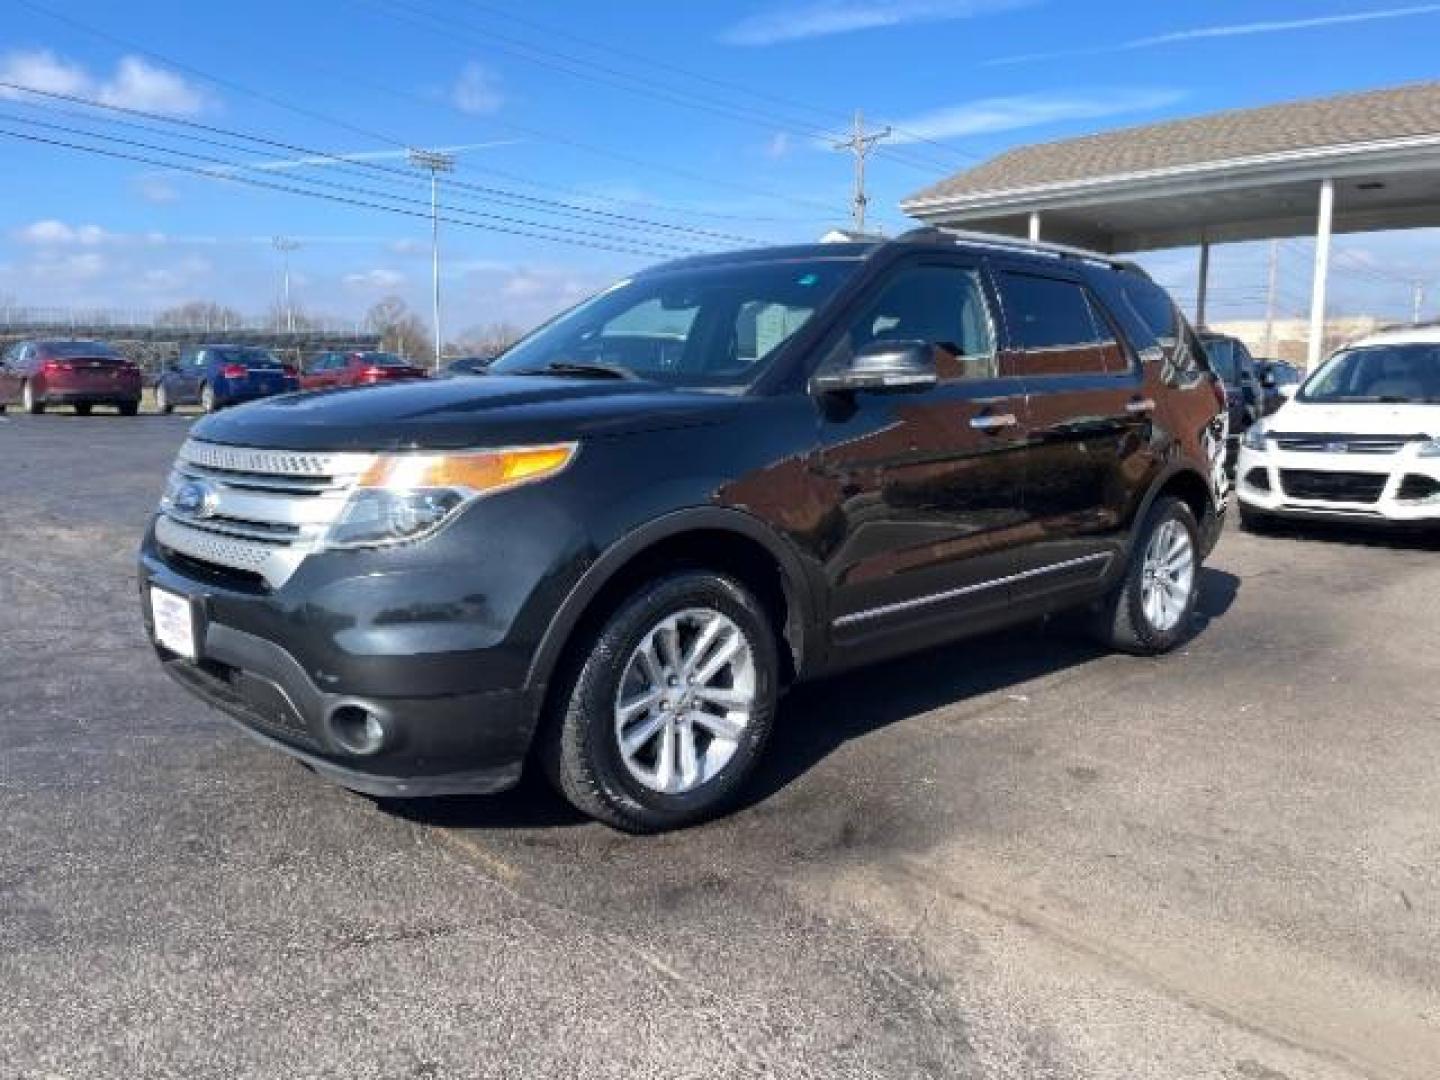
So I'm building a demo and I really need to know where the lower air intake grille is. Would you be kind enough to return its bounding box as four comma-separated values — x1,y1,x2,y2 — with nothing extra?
1279,470,1387,504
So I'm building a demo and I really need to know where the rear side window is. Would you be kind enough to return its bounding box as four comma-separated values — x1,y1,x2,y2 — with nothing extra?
996,272,1125,375
1118,275,1178,345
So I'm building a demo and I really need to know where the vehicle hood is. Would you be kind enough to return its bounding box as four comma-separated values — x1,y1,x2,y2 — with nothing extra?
190,374,745,451
1270,399,1440,439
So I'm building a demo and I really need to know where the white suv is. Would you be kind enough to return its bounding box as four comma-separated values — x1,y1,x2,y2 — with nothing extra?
1236,327,1440,529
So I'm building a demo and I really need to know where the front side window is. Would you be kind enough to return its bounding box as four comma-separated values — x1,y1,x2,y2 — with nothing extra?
823,263,996,380
1302,344,1440,403
489,258,862,389
997,272,1124,375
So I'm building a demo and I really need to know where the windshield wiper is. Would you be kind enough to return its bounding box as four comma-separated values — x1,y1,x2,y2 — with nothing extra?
510,361,636,380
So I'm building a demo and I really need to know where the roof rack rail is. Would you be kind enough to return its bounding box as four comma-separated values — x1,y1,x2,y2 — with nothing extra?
896,226,1142,272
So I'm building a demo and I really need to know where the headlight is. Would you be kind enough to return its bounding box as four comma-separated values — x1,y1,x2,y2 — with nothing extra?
1241,421,1269,452
323,442,577,549
1419,439,1440,458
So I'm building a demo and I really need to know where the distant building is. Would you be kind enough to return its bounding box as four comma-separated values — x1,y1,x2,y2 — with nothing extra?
1204,316,1390,367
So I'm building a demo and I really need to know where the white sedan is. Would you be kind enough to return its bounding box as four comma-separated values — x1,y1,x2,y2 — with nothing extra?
1236,328,1440,529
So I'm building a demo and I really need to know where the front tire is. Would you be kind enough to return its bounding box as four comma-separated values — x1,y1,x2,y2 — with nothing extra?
545,570,779,833
74,402,93,416
1238,503,1274,534
117,400,139,416
22,381,43,414
1093,497,1201,656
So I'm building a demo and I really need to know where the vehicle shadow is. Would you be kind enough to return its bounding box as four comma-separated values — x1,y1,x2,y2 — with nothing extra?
383,567,1241,832
1251,519,1440,552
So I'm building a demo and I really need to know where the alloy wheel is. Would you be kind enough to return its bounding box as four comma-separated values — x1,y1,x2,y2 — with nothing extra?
1140,519,1195,632
613,607,756,795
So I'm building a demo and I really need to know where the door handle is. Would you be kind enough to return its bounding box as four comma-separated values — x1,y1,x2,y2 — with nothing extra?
969,412,1018,432
1126,398,1157,414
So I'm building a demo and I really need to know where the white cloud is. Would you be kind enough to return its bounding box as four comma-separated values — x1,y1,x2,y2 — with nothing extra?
886,89,1184,143
16,220,113,246
0,49,207,116
720,0,1030,45
134,175,180,204
765,131,792,159
989,4,1440,64
452,61,504,115
344,268,407,291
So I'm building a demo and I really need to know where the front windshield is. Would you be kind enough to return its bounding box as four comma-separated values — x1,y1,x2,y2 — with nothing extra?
489,257,862,389
1301,344,1440,403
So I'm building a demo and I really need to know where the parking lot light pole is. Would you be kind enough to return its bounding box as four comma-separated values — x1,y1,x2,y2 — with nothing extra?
408,149,456,373
273,236,300,333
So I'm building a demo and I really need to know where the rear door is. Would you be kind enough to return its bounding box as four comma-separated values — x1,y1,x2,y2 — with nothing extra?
991,264,1158,597
814,255,1034,644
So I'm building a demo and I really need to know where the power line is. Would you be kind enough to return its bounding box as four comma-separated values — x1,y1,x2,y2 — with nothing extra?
0,125,697,259
0,82,766,248
359,0,968,176
16,0,845,224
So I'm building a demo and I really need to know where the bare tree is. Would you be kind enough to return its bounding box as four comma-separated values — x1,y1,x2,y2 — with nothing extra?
364,295,429,358
156,300,244,331
455,320,524,357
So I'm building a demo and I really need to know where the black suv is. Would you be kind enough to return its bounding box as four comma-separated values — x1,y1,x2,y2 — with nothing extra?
139,231,1226,831
1199,331,1264,435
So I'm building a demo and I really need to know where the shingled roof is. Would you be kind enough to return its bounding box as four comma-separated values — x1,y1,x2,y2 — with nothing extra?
903,82,1440,207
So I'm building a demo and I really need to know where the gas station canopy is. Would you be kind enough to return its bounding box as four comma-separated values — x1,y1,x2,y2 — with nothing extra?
901,83,1440,365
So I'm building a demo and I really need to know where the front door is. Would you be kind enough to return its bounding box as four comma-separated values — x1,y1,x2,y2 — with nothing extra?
813,258,1033,645
990,264,1157,597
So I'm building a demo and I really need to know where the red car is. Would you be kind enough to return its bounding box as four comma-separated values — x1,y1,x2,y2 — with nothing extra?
0,339,142,415
299,350,428,391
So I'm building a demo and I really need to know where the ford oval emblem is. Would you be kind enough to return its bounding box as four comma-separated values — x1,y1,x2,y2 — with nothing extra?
173,479,219,518
1325,441,1348,454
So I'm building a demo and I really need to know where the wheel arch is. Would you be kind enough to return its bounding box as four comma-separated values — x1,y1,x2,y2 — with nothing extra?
525,508,823,706
1134,463,1221,556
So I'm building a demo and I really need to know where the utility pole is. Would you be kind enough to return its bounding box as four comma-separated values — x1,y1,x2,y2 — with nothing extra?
831,110,891,235
273,236,300,333
1412,280,1426,324
408,148,456,372
1263,239,1279,355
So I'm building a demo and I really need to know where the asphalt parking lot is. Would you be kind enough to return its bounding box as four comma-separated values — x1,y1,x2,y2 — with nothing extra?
3,413,1438,1080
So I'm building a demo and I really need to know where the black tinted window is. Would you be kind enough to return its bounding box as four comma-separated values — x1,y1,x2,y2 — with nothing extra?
827,263,996,380
1118,275,1178,344
998,272,1124,375
998,274,1103,350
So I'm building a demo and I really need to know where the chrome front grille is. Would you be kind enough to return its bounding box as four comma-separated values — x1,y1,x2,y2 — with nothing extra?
1273,434,1416,455
155,439,374,589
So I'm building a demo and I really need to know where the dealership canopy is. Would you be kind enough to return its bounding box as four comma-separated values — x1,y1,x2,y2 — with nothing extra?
901,82,1440,365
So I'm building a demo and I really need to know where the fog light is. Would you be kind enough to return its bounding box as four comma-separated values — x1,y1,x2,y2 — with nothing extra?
328,704,387,755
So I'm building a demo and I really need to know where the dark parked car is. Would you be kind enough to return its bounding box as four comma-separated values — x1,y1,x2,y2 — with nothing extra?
140,230,1225,832
1199,331,1264,433
442,354,498,377
0,339,141,415
1255,358,1301,411
155,345,299,414
300,350,428,390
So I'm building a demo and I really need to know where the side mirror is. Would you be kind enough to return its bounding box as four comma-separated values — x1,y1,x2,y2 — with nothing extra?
811,340,937,395
1260,372,1277,389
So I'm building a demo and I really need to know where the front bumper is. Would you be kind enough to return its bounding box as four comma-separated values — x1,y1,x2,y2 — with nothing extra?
1235,443,1440,524
138,533,552,797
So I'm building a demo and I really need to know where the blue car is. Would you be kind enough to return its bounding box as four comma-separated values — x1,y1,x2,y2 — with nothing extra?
155,345,299,414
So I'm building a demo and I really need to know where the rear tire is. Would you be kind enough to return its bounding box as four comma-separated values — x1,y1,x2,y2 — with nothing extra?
545,570,779,833
156,385,173,415
23,381,44,415
1092,496,1201,656
74,402,93,416
118,400,139,417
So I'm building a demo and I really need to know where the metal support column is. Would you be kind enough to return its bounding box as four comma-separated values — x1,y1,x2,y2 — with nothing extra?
1307,178,1335,370
1028,211,1041,242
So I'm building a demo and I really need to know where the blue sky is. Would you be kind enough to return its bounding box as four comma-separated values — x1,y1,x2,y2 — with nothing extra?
2,0,1439,336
